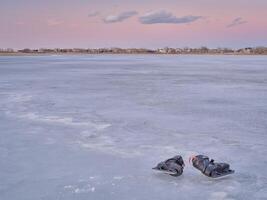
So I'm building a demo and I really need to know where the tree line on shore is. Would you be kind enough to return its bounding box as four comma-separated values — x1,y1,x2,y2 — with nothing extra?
1,47,267,55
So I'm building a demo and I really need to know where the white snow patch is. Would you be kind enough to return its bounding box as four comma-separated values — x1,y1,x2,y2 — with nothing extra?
44,137,56,145
7,94,33,102
64,184,96,194
209,192,229,200
6,111,111,130
64,185,74,189
91,187,95,192
113,176,123,180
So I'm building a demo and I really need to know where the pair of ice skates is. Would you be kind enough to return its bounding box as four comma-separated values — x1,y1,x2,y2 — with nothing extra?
153,155,234,178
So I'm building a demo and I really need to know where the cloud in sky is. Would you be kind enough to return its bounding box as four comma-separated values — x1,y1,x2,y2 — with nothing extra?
139,10,202,24
16,21,25,25
46,19,63,26
88,11,99,17
103,11,138,23
227,17,247,28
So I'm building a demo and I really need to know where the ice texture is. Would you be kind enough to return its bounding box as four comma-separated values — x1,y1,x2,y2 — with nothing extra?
0,55,267,200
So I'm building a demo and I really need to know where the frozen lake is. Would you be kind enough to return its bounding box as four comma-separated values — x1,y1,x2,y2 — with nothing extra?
0,55,267,200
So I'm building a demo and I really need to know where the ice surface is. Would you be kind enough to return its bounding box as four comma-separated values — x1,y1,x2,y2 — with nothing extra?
0,55,267,200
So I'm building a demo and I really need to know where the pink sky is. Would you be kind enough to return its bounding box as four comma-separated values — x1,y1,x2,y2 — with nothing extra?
1,0,267,48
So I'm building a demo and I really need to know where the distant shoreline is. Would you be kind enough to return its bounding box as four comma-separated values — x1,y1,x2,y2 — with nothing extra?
1,47,267,56
1,52,267,56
